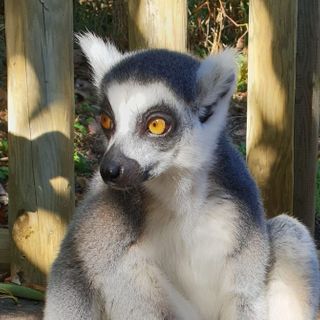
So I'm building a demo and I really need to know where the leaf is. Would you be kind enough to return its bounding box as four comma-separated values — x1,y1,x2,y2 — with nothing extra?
0,283,45,301
74,122,88,135
0,139,8,155
0,287,18,303
0,166,8,182
74,151,91,174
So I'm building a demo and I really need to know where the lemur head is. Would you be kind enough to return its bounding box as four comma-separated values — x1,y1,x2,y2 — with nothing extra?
78,33,236,189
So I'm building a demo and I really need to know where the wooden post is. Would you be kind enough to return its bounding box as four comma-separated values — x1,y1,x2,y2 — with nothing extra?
5,0,74,285
293,0,319,233
0,228,10,272
128,0,187,51
247,0,319,233
247,1,297,218
112,0,129,51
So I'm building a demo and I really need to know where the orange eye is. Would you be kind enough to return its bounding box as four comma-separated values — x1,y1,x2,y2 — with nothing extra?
147,118,167,135
101,114,113,130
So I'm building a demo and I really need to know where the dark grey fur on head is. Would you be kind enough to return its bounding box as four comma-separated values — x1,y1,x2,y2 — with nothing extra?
101,49,201,103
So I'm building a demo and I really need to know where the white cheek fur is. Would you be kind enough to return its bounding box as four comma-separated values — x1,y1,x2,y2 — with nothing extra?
105,81,186,169
104,79,231,177
173,103,228,172
107,81,181,137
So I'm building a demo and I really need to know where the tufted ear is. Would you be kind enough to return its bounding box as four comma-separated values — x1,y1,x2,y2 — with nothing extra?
196,49,237,123
76,32,123,87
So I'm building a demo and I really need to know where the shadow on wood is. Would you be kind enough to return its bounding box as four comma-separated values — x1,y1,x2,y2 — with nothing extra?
128,0,187,51
247,0,319,233
5,0,74,285
8,131,74,284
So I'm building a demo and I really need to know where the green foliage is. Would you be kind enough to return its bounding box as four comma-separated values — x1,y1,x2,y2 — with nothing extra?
77,102,95,114
74,151,91,174
74,122,88,136
188,1,249,91
74,119,92,175
0,138,8,158
237,142,246,158
0,166,8,182
0,14,6,88
236,52,248,92
73,0,113,36
0,283,44,301
73,101,99,176
188,0,249,56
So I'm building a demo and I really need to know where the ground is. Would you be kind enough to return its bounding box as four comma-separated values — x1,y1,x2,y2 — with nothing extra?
0,299,43,320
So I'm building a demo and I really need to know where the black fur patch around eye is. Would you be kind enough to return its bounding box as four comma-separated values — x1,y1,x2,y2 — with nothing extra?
199,104,215,123
99,97,116,138
137,104,183,151
100,97,114,117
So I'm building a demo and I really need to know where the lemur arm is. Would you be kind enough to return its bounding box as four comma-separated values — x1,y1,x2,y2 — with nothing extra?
219,231,268,320
45,230,194,320
220,294,267,320
44,185,193,320
97,245,188,320
44,246,94,320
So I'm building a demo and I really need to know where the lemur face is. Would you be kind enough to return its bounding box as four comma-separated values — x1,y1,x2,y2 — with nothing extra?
98,81,194,189
78,33,236,189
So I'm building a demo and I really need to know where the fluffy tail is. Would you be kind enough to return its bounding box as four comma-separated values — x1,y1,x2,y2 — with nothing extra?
267,214,320,320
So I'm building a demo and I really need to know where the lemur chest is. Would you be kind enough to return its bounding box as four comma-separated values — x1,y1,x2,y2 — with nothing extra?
142,198,238,319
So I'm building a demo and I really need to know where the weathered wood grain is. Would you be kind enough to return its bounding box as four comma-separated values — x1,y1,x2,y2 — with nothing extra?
247,0,297,217
5,0,74,285
112,0,129,51
293,0,319,233
128,0,187,51
0,228,9,271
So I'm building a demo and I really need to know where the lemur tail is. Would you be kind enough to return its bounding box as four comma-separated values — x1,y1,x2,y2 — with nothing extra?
267,214,320,320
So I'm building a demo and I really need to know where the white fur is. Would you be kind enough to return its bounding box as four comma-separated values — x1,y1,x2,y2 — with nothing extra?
77,33,123,87
268,274,310,320
60,35,319,320
98,54,255,318
94,243,201,320
106,81,181,138
173,104,227,172
142,170,240,320
105,81,187,176
267,215,317,320
196,48,237,107
173,49,237,172
104,73,234,179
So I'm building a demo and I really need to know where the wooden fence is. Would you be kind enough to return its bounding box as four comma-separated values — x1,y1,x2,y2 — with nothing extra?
1,0,319,286
4,0,74,284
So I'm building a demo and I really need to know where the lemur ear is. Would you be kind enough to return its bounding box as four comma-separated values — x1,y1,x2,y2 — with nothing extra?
196,49,237,122
76,32,123,87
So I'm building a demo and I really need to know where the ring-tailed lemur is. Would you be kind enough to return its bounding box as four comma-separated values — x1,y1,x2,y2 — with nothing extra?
44,33,320,320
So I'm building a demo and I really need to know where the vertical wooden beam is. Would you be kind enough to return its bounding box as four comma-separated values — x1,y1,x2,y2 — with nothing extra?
0,228,10,272
247,1,297,218
293,0,320,233
5,0,74,285
112,0,129,51
128,0,187,51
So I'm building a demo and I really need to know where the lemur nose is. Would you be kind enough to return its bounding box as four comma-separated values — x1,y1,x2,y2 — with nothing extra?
101,161,122,182
100,145,146,188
